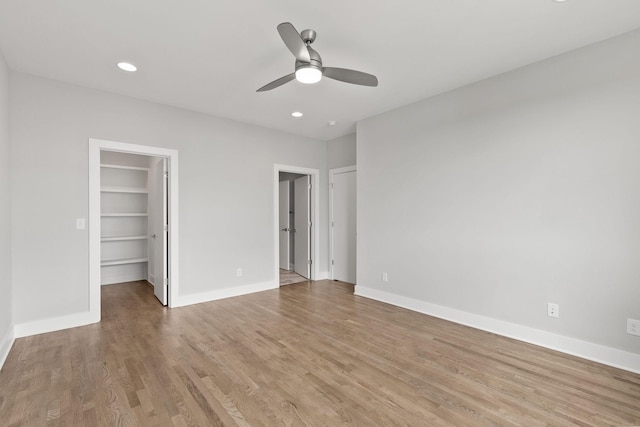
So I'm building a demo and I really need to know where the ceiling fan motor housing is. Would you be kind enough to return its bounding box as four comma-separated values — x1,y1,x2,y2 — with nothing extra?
295,45,322,71
300,29,317,44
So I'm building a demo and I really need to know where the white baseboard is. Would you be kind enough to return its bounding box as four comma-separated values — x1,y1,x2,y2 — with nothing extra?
172,280,278,308
355,286,640,375
14,311,99,339
0,325,15,370
101,272,147,285
316,271,330,280
13,281,278,338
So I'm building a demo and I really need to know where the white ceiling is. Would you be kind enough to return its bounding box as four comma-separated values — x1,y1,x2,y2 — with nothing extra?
1,0,640,141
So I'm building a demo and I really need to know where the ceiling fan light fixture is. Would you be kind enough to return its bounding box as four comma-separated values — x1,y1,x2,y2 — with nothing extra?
295,66,322,84
256,22,378,92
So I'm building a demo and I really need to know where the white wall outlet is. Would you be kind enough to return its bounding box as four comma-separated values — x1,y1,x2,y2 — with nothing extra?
236,268,243,277
381,272,389,283
547,303,559,318
75,218,86,230
627,318,640,336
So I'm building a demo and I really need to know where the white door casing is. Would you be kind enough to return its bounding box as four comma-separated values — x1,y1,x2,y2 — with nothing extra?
294,175,311,279
278,180,291,270
330,166,357,283
89,138,179,321
153,158,169,305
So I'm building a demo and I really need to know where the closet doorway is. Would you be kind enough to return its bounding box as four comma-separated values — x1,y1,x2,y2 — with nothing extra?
89,139,180,321
99,151,168,303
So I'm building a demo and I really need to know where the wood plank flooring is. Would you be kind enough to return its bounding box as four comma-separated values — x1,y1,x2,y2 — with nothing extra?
279,269,309,286
1,280,639,426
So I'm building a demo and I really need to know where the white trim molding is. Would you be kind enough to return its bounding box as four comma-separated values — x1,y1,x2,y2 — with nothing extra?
0,326,14,370
173,281,277,307
14,311,97,339
316,271,330,281
355,285,640,375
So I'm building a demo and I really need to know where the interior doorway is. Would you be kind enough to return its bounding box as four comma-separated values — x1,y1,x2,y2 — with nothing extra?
274,164,320,286
89,139,180,322
279,172,311,284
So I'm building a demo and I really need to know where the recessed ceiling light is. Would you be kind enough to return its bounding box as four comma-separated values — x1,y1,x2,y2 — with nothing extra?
291,111,303,118
553,0,567,2
328,121,337,126
117,62,137,72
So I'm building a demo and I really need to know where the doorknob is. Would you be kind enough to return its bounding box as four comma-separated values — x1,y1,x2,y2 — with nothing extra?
281,228,289,231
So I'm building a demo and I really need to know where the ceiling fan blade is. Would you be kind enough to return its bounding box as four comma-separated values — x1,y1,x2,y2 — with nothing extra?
277,22,311,63
256,73,296,92
323,67,378,87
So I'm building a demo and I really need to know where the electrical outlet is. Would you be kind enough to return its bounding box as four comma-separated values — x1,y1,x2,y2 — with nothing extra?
547,303,559,318
628,318,640,336
75,218,86,230
381,272,388,283
236,268,243,277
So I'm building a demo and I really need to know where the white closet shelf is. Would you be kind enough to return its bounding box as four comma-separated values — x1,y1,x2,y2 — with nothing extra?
101,235,148,242
101,186,148,194
101,257,149,266
101,213,148,217
100,163,150,171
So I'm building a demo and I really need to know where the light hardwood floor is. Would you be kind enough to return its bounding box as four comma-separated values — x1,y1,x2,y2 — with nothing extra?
1,280,639,426
279,269,309,286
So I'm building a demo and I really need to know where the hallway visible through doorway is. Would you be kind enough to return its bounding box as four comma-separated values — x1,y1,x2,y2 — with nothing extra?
279,269,309,286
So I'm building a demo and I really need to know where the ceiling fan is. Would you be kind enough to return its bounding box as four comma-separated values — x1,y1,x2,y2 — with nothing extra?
257,22,378,92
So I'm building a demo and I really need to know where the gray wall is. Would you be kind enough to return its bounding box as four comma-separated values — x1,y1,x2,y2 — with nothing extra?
357,29,640,354
328,133,356,169
0,51,12,355
10,72,328,325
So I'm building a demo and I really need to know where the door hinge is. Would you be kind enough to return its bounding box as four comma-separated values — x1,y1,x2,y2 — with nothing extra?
164,172,169,178
308,259,312,265
308,184,312,190
331,260,334,265
164,225,168,232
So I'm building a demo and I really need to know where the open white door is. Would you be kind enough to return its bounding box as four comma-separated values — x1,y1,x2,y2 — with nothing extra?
294,175,310,279
153,158,168,305
279,181,291,270
331,169,357,283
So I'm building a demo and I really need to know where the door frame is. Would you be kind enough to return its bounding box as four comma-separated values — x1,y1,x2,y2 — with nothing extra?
293,175,311,279
329,165,356,281
274,164,320,283
89,138,180,321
